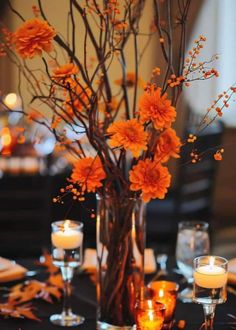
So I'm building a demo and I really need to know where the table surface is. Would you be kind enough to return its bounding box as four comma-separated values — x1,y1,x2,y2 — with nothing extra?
0,259,236,330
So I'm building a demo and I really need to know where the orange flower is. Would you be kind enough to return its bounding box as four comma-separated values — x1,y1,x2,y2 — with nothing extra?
71,157,106,193
155,128,182,163
129,159,171,202
13,18,56,58
98,97,118,115
115,72,143,88
107,119,148,157
138,87,176,129
52,63,78,79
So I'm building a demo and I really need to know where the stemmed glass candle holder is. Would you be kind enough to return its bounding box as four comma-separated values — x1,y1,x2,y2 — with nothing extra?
50,220,85,327
176,221,210,302
193,256,228,330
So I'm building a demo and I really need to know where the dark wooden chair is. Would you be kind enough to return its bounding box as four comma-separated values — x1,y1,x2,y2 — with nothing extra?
0,173,51,258
146,113,224,253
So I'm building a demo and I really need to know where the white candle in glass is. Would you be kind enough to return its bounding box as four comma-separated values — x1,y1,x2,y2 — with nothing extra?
194,256,228,289
51,220,83,250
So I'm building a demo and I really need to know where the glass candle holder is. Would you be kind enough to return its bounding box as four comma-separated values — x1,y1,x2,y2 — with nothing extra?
193,256,228,330
148,281,179,329
176,221,210,302
135,299,165,330
50,220,85,327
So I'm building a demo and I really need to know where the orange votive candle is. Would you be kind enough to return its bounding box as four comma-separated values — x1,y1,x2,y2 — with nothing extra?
148,281,179,324
136,299,165,330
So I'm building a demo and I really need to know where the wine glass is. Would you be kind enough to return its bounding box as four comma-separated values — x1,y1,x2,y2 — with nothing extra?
175,221,210,302
50,220,85,326
193,256,228,330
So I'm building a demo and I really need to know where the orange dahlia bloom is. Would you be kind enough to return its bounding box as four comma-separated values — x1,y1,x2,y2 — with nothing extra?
71,157,106,193
13,18,56,59
98,97,118,115
129,159,171,202
107,119,148,157
115,72,143,88
155,128,182,163
138,87,176,129
52,63,78,79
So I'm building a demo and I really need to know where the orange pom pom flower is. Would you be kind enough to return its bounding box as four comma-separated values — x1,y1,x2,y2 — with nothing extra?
129,159,171,202
52,63,78,79
138,87,176,129
107,119,148,157
71,157,106,193
155,128,182,163
13,18,56,58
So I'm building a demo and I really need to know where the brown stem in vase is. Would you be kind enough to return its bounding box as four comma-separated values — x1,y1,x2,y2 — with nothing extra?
97,197,144,326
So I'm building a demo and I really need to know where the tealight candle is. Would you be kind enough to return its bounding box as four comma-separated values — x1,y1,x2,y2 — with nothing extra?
51,220,83,250
194,256,228,289
135,299,165,330
148,281,179,328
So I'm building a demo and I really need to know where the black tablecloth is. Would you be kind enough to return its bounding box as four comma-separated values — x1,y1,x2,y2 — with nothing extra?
0,259,236,330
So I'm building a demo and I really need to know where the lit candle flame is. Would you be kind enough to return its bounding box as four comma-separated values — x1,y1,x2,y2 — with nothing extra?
147,300,154,321
159,288,164,298
148,310,154,321
64,220,71,231
147,300,153,309
1,127,12,147
209,256,215,268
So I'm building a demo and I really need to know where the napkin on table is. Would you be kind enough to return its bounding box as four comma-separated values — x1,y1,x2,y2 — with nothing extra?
82,248,156,274
0,257,27,283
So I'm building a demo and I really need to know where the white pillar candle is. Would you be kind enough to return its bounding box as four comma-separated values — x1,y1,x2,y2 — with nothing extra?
51,221,83,250
194,257,228,289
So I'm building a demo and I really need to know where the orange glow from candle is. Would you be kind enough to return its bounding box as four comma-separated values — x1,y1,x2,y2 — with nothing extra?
136,299,165,330
1,127,13,156
148,281,179,324
1,127,12,147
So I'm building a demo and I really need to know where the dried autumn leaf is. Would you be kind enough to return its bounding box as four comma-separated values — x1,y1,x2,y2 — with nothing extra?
14,304,41,321
8,280,44,304
47,273,64,289
8,277,62,305
44,285,62,300
35,251,58,274
0,302,40,321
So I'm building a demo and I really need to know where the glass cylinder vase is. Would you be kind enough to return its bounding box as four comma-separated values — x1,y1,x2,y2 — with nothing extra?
96,195,146,329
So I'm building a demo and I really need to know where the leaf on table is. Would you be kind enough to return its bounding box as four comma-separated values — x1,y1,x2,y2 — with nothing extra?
35,250,58,274
47,273,64,289
14,304,41,321
8,280,44,304
8,278,62,304
0,302,40,321
43,285,62,300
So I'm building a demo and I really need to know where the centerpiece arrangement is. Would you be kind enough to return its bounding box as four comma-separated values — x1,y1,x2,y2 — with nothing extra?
0,0,234,328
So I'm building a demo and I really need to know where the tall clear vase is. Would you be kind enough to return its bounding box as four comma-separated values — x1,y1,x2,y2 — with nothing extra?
96,195,146,329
